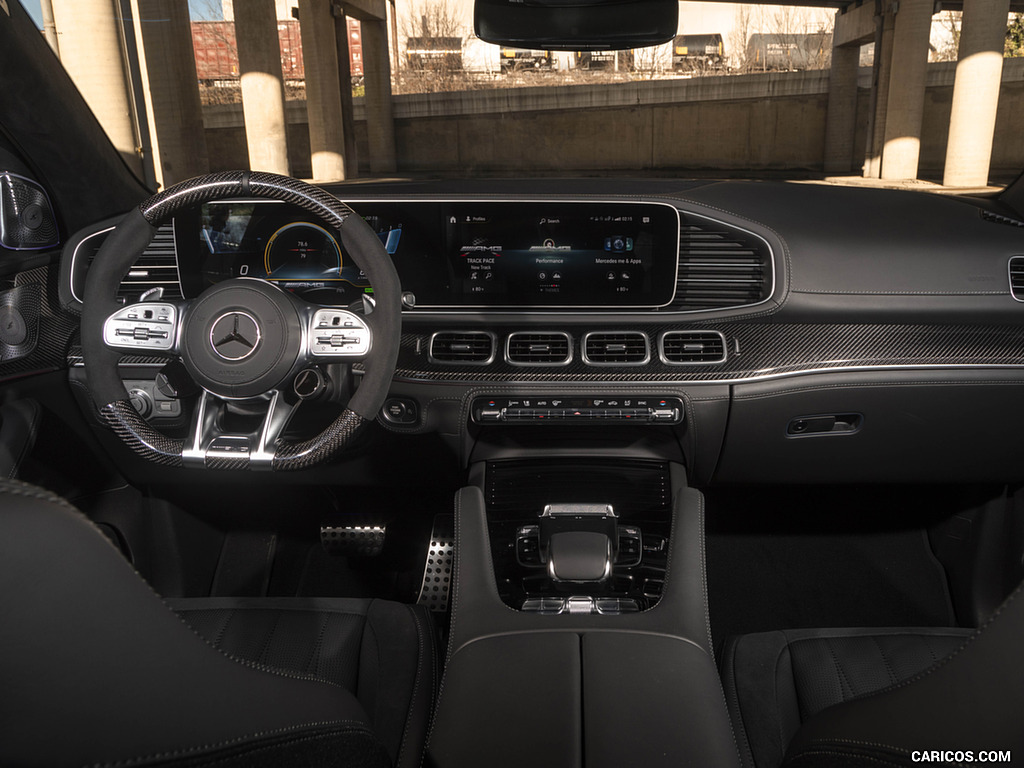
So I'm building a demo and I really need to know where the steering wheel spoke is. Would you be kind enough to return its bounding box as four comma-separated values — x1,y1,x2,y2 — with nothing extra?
182,389,297,470
103,300,188,355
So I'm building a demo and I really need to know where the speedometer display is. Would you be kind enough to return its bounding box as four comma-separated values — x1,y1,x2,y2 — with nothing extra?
191,202,373,304
264,223,343,281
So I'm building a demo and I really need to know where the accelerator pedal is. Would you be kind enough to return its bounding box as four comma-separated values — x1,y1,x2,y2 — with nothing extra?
320,524,387,557
417,514,454,613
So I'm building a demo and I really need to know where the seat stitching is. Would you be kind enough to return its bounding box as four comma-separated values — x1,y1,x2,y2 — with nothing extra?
698,495,714,655
0,479,79,513
869,636,899,686
859,581,1024,697
699,495,744,767
307,612,331,680
772,639,795,761
255,612,283,668
723,638,757,768
366,617,384,723
395,603,427,768
921,634,939,665
824,639,855,701
787,749,907,767
88,719,370,768
211,609,234,648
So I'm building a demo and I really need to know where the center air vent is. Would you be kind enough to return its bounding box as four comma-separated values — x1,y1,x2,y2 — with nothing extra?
983,210,1024,229
1010,256,1024,301
582,331,650,366
659,330,727,364
428,331,496,364
668,214,773,311
505,332,572,366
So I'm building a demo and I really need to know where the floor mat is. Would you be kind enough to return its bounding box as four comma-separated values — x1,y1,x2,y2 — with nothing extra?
705,486,957,660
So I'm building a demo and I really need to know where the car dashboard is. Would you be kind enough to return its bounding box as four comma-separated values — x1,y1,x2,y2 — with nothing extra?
50,177,1024,490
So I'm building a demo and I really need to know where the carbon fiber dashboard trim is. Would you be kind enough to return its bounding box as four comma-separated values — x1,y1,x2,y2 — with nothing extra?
99,399,185,466
384,323,1024,383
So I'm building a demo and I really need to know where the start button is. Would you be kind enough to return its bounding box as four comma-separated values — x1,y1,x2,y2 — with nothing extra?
382,397,419,425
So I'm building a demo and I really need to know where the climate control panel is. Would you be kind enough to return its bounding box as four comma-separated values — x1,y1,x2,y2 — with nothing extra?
471,395,683,425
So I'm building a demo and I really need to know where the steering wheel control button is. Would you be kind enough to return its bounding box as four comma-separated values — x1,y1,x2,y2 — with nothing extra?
128,388,153,418
209,311,261,361
103,302,178,351
382,397,418,425
309,308,371,357
181,280,303,399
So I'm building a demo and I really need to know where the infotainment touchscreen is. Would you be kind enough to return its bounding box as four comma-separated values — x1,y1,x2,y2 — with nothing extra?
361,201,679,308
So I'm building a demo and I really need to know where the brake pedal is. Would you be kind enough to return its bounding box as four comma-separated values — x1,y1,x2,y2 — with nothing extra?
320,525,386,557
417,514,454,613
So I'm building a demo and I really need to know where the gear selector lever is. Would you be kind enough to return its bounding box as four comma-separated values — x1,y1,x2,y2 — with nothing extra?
540,503,617,583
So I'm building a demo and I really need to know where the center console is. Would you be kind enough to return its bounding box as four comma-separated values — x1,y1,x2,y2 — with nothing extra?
424,460,741,768
484,458,673,614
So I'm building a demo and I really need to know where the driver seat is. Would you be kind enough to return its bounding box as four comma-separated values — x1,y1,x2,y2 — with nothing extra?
0,479,435,768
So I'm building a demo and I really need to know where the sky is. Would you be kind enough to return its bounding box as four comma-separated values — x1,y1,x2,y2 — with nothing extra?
18,0,220,28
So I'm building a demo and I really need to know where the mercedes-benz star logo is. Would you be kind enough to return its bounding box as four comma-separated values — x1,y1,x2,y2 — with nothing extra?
210,311,261,361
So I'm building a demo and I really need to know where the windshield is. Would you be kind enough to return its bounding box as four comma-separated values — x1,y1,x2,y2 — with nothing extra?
16,0,1024,194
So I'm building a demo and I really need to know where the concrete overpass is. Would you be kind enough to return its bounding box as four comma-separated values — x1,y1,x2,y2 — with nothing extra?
47,0,1024,187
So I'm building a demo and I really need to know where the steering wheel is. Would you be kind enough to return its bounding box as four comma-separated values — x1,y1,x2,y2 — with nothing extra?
80,171,401,470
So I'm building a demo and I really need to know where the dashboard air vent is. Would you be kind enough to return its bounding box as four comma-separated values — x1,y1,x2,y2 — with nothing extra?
429,331,496,364
982,210,1024,229
117,224,182,302
582,331,650,366
70,223,182,305
1010,257,1024,301
659,331,727,364
667,214,772,311
505,332,572,366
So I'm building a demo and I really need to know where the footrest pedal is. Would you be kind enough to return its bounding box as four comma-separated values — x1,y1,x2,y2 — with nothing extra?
320,525,386,557
417,514,454,613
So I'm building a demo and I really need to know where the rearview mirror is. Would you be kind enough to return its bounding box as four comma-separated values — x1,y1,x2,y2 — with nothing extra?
474,0,679,51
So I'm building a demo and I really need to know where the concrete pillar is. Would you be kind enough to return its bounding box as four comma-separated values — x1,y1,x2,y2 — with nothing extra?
943,0,1011,187
361,16,397,174
334,10,359,177
40,0,60,56
50,0,143,175
132,0,209,187
235,0,290,175
824,44,861,173
299,0,347,181
880,0,934,180
864,7,895,178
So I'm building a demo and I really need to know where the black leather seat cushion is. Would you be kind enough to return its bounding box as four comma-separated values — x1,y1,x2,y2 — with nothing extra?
721,627,974,768
168,597,436,768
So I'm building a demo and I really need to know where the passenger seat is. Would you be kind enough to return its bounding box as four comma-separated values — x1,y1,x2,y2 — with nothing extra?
721,592,1024,767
